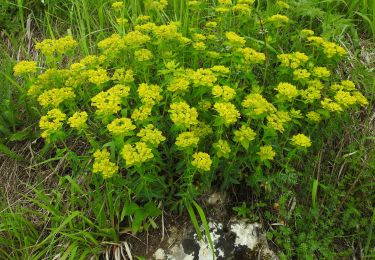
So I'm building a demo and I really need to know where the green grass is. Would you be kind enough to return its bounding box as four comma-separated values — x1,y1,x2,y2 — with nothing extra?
0,0,374,259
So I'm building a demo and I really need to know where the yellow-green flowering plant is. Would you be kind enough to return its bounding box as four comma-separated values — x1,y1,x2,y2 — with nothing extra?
14,0,369,209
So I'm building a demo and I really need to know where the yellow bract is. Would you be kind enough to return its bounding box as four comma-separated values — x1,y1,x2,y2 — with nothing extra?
291,134,312,148
191,152,212,172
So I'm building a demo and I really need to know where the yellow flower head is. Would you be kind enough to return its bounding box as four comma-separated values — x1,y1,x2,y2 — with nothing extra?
278,52,309,69
334,90,357,107
189,68,217,87
107,84,131,98
68,111,88,129
233,125,256,143
168,77,191,92
236,47,266,64
291,134,312,148
134,48,154,61
93,149,118,178
276,1,289,9
267,14,290,26
39,109,66,139
91,91,122,116
35,35,77,56
300,29,314,38
213,140,231,158
137,124,166,146
306,111,321,123
191,152,212,172
112,1,124,10
122,142,154,167
312,67,331,78
112,68,134,84
242,93,276,116
131,105,153,122
38,87,76,108
13,61,37,76
293,69,310,81
193,42,207,51
138,83,163,106
257,145,276,161
211,65,230,75
169,102,199,128
175,131,199,149
212,85,236,101
225,31,246,47
267,111,291,133
321,98,343,112
352,91,368,107
275,82,299,100
107,118,136,136
214,102,240,125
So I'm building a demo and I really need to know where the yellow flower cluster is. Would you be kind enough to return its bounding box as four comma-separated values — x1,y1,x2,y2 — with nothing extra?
300,80,324,103
137,124,166,146
214,102,240,125
138,83,163,106
107,118,136,136
191,122,213,138
68,111,88,129
291,134,312,148
275,82,299,100
85,68,110,86
169,102,199,127
276,1,289,9
233,125,256,143
91,91,122,116
267,14,290,26
293,69,310,81
225,32,246,47
13,61,37,76
211,85,236,101
112,68,134,84
193,42,206,51
189,68,217,87
148,0,168,11
242,93,276,116
175,132,199,149
107,84,131,97
213,140,231,158
211,65,230,75
278,52,309,69
35,35,77,56
122,142,154,167
111,1,124,10
93,149,118,178
307,36,346,58
191,152,212,172
312,67,331,78
306,111,321,123
300,29,314,38
168,77,190,92
257,145,276,161
134,48,153,61
267,111,291,133
131,105,153,122
321,98,343,112
37,87,76,107
39,108,66,139
236,47,266,64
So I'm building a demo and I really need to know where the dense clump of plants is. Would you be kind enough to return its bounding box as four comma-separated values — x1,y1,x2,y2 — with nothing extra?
6,0,373,258
13,0,368,209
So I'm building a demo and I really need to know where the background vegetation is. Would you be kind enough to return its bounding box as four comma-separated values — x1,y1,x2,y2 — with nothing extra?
0,0,374,259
